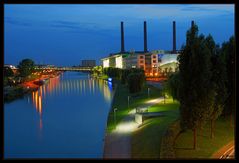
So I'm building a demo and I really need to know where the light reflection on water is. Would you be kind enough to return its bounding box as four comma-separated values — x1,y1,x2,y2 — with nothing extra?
5,72,113,158
30,73,112,135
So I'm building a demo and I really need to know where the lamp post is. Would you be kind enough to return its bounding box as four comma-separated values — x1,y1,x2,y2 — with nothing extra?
114,108,117,127
164,93,166,104
128,96,130,109
148,87,150,98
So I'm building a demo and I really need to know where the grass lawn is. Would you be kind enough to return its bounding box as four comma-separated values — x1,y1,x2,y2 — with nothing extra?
131,97,180,159
174,116,235,159
106,81,162,132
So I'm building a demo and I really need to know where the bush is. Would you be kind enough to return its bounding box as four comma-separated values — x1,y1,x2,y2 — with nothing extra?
160,120,181,159
4,67,14,77
4,86,27,103
127,72,145,94
103,67,122,79
121,68,145,85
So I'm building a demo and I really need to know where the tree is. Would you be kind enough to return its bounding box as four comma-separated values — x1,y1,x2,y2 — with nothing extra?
166,72,180,101
205,35,227,139
220,36,235,126
127,72,145,94
93,66,103,76
103,67,121,79
4,67,14,77
121,69,131,84
17,59,35,78
177,23,215,149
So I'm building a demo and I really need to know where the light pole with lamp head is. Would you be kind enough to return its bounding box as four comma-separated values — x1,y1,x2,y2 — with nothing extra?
128,96,130,109
148,87,150,98
114,108,117,127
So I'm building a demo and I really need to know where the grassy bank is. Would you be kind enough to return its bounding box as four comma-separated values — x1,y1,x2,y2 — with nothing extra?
106,81,162,132
131,97,180,159
174,116,234,159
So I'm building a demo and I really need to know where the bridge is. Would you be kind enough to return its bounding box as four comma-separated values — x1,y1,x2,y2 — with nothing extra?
35,66,93,72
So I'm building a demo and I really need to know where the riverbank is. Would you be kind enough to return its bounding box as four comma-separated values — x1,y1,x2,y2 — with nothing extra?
4,71,63,103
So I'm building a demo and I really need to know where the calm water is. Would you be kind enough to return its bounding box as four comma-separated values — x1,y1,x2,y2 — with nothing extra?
4,72,113,158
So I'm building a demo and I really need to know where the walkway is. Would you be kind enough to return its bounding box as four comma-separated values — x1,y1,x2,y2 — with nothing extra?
103,97,163,159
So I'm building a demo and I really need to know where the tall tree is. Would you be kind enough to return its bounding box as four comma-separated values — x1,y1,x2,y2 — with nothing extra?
220,36,235,126
177,23,215,149
18,59,35,78
206,36,227,138
127,72,145,94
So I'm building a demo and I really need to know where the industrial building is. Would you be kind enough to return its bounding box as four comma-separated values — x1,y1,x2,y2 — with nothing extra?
101,20,183,77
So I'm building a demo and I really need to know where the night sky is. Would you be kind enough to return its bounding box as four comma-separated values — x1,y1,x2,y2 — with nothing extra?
4,4,234,66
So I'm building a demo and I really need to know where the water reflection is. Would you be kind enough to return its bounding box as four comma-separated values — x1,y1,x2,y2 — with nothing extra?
30,73,112,133
31,76,60,130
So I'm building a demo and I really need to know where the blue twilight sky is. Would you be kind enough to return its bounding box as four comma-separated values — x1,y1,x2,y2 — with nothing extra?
4,4,234,66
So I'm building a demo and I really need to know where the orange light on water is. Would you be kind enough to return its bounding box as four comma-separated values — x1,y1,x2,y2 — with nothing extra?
35,91,39,111
39,95,42,116
32,91,35,103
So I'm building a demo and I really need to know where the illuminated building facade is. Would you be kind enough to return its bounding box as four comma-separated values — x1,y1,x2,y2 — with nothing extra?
4,64,17,69
101,54,124,69
101,20,181,77
101,51,179,77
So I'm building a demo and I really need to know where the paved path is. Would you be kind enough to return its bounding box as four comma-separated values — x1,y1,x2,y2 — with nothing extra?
103,97,163,159
211,141,235,159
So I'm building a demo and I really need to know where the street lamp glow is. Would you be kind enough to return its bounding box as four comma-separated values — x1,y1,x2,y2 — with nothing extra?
116,122,138,133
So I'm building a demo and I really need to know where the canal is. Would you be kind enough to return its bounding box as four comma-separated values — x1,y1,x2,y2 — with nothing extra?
4,71,113,158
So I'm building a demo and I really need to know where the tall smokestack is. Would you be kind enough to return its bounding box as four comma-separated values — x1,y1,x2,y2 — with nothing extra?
191,20,195,28
144,21,148,52
121,21,125,53
173,21,176,53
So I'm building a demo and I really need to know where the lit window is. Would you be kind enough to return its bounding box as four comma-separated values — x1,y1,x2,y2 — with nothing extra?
115,56,123,68
103,59,109,68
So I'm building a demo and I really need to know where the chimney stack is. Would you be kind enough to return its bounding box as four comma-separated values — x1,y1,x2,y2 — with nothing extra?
144,21,148,52
172,21,176,53
121,21,125,53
